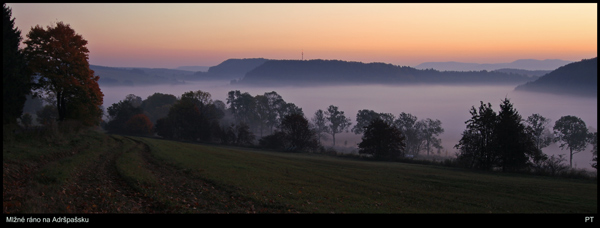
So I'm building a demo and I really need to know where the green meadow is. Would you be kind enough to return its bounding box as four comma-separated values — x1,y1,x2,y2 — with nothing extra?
3,128,596,213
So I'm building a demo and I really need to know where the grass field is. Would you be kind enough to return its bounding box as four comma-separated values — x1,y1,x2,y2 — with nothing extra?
3,127,597,214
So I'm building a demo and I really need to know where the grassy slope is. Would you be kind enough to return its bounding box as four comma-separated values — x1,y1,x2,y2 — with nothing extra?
139,136,597,213
3,128,597,213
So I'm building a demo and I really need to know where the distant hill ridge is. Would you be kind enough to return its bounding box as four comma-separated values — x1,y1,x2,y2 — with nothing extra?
91,65,194,86
235,59,536,86
175,66,210,72
493,68,551,77
415,59,573,71
193,58,269,80
93,58,581,87
514,57,597,97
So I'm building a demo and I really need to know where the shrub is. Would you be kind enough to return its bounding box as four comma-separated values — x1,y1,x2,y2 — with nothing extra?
259,132,287,151
125,114,153,136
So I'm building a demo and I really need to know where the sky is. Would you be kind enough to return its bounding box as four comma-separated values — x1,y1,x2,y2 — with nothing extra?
6,3,598,69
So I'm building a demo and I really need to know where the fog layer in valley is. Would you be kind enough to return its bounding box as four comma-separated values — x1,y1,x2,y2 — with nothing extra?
101,82,597,170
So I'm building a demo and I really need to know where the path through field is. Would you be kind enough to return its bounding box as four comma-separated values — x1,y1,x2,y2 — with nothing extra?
3,134,284,213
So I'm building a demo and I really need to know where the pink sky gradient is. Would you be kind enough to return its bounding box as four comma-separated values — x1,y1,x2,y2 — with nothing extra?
7,3,597,68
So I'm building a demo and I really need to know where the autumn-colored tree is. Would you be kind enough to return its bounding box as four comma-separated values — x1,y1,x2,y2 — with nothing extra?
125,114,153,136
23,21,103,126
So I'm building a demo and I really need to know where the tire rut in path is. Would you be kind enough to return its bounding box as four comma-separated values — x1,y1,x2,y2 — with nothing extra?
131,137,290,213
55,135,158,213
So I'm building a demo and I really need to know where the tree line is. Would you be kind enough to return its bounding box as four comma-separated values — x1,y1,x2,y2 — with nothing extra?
100,89,597,172
99,89,451,159
455,99,597,172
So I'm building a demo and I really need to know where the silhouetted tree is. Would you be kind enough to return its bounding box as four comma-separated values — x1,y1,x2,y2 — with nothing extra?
140,92,177,125
258,131,287,150
254,94,270,137
454,128,480,168
277,102,304,121
589,132,597,169
494,98,541,172
379,113,395,126
352,109,394,135
124,94,142,108
167,97,203,141
540,154,569,176
105,100,143,134
234,122,255,146
325,105,351,147
419,118,444,156
253,92,297,137
263,91,284,134
311,109,329,146
218,124,236,145
553,115,589,167
525,113,553,152
455,101,498,170
24,21,103,126
181,90,213,106
213,100,227,113
227,90,257,125
165,90,223,142
394,112,424,156
227,90,303,138
3,4,32,125
353,109,379,135
457,99,548,172
358,118,405,160
278,113,318,152
155,117,175,139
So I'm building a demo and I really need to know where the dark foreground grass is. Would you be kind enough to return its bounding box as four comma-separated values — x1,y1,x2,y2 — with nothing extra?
136,137,597,213
3,127,597,214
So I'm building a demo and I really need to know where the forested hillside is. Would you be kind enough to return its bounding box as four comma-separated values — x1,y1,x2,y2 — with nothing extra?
236,59,536,86
196,58,269,80
92,58,555,87
514,57,597,97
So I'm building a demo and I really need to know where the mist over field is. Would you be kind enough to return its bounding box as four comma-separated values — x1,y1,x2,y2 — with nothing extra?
100,82,598,171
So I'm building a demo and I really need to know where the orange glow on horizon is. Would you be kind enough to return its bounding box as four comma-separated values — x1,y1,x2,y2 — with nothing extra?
8,3,597,68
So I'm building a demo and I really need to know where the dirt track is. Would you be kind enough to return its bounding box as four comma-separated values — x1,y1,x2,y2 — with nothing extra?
3,135,280,213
